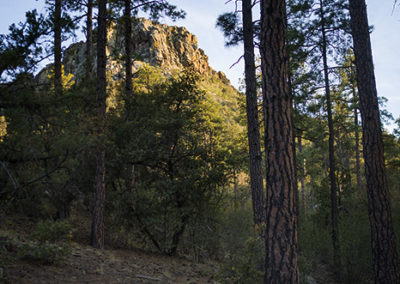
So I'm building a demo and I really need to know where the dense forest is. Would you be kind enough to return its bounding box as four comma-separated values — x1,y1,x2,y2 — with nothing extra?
1,0,400,283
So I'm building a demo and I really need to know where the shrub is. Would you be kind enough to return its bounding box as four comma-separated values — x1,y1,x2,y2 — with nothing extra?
0,237,15,282
30,220,73,243
17,220,73,265
216,236,264,283
18,243,71,265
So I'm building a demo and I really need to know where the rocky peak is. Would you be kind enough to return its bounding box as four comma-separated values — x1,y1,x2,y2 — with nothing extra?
62,18,230,85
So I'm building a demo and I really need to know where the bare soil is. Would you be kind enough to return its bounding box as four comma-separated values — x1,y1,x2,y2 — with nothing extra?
0,216,217,284
5,244,217,283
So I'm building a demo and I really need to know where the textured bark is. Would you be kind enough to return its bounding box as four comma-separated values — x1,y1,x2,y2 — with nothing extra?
86,0,93,76
288,75,300,230
352,81,362,195
260,0,299,282
242,0,265,227
349,0,400,282
54,0,62,97
90,0,107,249
309,176,315,212
354,106,362,193
319,0,341,275
124,0,133,99
298,135,306,215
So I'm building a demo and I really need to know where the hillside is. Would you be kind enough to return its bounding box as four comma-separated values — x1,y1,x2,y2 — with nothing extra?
0,214,218,283
35,17,243,136
0,16,248,284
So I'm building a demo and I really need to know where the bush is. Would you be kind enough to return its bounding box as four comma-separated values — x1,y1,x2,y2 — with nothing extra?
18,242,71,265
17,220,73,265
216,236,264,283
214,201,263,283
0,237,15,282
30,220,73,243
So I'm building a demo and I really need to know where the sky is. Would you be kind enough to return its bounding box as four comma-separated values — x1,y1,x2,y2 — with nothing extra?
1,0,399,131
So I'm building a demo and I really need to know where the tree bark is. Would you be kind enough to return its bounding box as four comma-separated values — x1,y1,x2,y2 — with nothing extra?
91,0,107,249
349,0,400,282
298,134,306,215
86,0,93,76
260,0,299,282
242,0,265,227
124,0,133,99
288,74,300,231
54,0,62,96
319,0,341,275
352,80,362,195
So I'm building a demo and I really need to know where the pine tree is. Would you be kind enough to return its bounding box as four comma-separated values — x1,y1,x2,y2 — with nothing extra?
318,0,341,274
86,0,93,76
54,0,62,97
287,0,353,275
260,0,299,282
124,0,133,99
242,0,265,228
91,0,107,249
349,0,400,281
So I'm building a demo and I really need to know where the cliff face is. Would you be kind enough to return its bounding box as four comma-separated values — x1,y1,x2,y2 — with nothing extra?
61,18,230,85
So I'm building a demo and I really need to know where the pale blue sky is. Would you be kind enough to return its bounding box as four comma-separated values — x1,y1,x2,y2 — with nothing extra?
1,0,399,131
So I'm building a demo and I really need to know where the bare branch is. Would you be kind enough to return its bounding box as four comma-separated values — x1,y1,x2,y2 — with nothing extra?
229,55,244,69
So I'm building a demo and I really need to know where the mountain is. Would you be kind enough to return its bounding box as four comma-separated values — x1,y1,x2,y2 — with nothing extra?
59,17,232,86
35,18,242,130
40,17,244,135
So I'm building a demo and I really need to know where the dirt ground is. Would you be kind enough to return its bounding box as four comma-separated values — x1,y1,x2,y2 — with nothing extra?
0,216,337,284
5,243,217,283
0,216,217,284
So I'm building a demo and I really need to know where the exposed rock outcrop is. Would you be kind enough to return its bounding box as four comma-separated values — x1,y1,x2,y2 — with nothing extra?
61,18,230,85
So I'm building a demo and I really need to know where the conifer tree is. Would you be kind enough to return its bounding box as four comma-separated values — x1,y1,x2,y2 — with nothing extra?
260,0,299,282
86,0,93,76
242,0,265,227
216,1,265,228
54,0,62,97
349,0,400,281
124,0,133,99
318,0,341,274
91,0,107,249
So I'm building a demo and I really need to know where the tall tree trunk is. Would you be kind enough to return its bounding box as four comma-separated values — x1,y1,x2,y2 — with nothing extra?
260,0,299,282
91,0,107,249
309,175,315,212
124,0,133,99
349,0,400,282
298,134,306,215
86,0,93,76
319,0,341,276
54,0,62,96
242,0,265,227
352,80,362,195
233,170,238,210
288,73,300,231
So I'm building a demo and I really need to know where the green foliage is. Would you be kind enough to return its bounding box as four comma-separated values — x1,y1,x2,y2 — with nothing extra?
299,196,375,283
0,65,95,218
299,213,333,265
216,201,264,284
3,3,399,281
0,9,49,79
108,0,185,22
17,220,73,265
30,220,73,243
216,12,243,47
217,236,264,284
339,199,372,283
0,237,14,282
18,242,71,265
106,65,243,255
